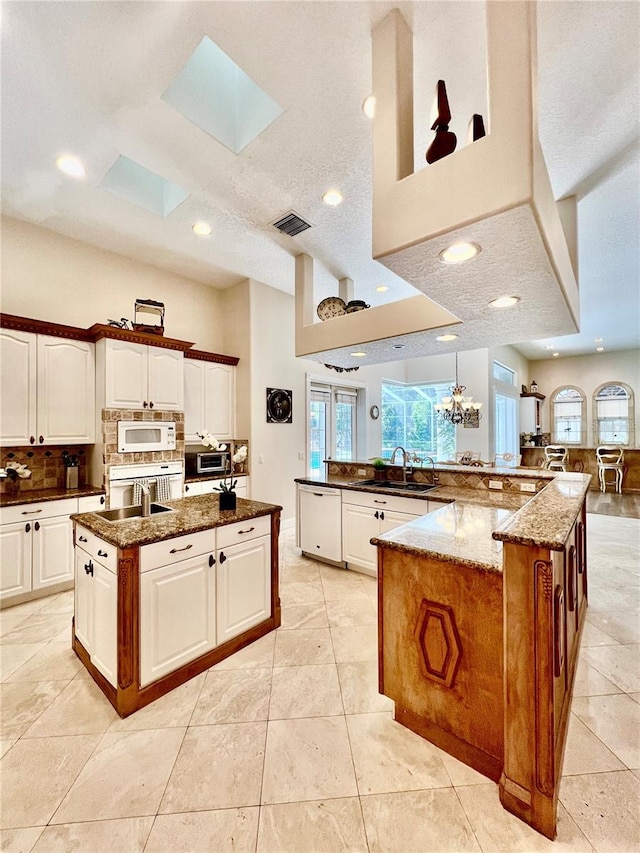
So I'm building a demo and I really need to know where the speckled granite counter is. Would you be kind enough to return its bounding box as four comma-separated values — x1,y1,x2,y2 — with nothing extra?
0,485,105,508
71,494,281,549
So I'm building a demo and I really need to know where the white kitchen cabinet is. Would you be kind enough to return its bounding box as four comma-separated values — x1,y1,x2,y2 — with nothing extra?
0,498,77,601
184,359,235,441
0,330,95,446
216,533,271,645
101,338,183,411
74,546,117,685
183,476,249,499
77,494,106,512
298,485,343,564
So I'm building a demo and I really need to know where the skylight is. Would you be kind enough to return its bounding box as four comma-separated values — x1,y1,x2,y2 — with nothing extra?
99,156,190,217
161,36,283,154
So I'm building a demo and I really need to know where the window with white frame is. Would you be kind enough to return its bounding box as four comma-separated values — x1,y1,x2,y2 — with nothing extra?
593,383,633,445
493,361,516,385
552,386,585,445
381,381,456,462
308,383,358,476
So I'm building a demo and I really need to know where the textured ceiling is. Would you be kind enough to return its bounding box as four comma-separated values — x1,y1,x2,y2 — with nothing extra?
1,1,638,360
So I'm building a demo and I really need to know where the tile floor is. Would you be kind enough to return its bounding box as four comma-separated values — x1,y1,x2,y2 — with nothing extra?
1,513,639,852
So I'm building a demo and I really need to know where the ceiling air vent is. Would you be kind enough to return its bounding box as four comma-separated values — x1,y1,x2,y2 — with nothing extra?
272,211,312,237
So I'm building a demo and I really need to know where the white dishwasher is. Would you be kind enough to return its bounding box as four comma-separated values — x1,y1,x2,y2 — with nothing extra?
297,484,344,566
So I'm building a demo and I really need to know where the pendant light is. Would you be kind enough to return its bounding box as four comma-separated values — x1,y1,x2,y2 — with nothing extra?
434,353,483,425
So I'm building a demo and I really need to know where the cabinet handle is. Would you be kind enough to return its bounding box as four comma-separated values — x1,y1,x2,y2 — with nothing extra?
29,435,35,445
209,554,215,567
79,535,88,543
219,551,227,563
169,543,193,554
374,511,379,519
39,435,44,444
238,527,255,535
85,561,94,577
143,401,148,408
21,509,42,515
100,496,105,505
313,493,324,497
97,549,108,558
380,511,385,521
185,485,189,492
373,499,387,505
25,523,31,533
149,401,154,409
34,521,40,531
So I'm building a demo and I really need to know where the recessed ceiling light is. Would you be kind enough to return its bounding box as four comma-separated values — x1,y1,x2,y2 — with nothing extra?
392,344,405,350
322,189,343,207
375,285,389,293
56,154,86,179
436,333,459,342
192,221,212,236
489,295,520,309
438,242,481,264
362,95,376,119
594,337,603,342
596,347,604,352
350,351,367,358
552,352,560,357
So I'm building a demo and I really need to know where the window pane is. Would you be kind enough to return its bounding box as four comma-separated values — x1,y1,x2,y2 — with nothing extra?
335,402,354,460
381,382,456,461
493,361,515,385
495,393,518,455
553,387,583,444
308,399,327,476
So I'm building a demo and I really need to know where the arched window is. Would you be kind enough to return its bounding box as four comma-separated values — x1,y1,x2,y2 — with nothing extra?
593,382,634,446
551,386,586,445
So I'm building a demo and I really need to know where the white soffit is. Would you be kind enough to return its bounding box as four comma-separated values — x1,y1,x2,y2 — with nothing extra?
99,156,190,217
161,36,284,155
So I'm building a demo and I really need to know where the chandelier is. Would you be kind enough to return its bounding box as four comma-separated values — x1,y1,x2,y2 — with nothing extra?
434,353,483,426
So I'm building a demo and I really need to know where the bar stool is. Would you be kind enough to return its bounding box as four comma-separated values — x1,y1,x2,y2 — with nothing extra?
543,445,568,472
596,446,624,493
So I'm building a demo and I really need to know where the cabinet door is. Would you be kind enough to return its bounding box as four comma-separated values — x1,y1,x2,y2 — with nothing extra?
140,552,216,687
74,548,93,651
77,495,106,512
31,515,74,590
204,364,235,439
37,336,95,443
379,509,419,536
183,480,205,497
0,521,31,599
217,535,270,645
184,359,205,442
104,340,148,409
91,561,117,686
341,504,379,574
147,347,184,411
0,330,37,447
299,489,342,562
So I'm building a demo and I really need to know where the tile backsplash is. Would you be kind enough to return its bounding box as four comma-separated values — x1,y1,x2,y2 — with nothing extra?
0,445,89,493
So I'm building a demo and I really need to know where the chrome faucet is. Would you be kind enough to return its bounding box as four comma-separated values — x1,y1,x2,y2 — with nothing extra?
423,456,439,485
140,483,151,517
390,446,409,483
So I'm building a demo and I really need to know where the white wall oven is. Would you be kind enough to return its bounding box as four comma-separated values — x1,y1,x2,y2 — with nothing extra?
117,420,176,453
108,462,183,508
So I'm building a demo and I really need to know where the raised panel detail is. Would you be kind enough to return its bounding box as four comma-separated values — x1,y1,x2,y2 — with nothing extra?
414,598,462,688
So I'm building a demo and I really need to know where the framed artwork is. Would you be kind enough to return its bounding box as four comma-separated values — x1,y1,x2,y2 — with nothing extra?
266,388,293,423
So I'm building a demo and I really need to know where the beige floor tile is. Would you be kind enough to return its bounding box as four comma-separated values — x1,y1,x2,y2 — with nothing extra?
280,563,322,584
261,716,357,804
320,566,369,600
361,788,480,852
0,643,44,682
269,664,343,719
274,628,334,666
108,673,205,731
347,712,450,794
587,585,640,614
0,827,45,853
581,621,620,647
562,714,626,775
32,816,154,852
0,613,71,645
572,693,640,768
573,657,622,697
23,677,118,737
581,644,640,694
212,632,275,670
279,580,325,606
36,591,74,615
0,680,68,739
280,601,329,630
146,808,259,852
337,660,393,714
326,595,376,627
436,747,489,786
457,783,593,851
560,771,640,851
630,692,640,705
330,625,378,662
160,722,266,812
0,740,15,759
257,798,367,853
0,734,100,829
52,728,185,824
191,668,271,724
6,640,82,683
586,611,640,645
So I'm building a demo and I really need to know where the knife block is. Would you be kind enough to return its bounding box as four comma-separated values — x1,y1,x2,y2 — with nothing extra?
65,467,79,490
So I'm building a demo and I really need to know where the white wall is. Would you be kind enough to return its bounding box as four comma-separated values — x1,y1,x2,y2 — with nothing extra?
528,349,640,446
1,217,228,352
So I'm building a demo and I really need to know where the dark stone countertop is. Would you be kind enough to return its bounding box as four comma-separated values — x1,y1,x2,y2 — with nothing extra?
0,485,106,508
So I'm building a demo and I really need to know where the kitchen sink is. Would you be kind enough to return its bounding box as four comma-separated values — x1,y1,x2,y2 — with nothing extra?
94,503,176,523
350,479,438,493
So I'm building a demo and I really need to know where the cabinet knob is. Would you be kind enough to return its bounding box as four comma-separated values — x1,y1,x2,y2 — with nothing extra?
209,554,215,567
85,561,94,577
219,551,227,564
34,521,40,531
39,435,44,444
143,401,148,408
100,496,105,505
374,511,379,519
149,401,154,409
29,436,35,445
185,485,189,492
380,511,385,521
25,523,31,533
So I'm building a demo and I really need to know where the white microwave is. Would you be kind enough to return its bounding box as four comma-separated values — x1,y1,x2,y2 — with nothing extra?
117,420,176,453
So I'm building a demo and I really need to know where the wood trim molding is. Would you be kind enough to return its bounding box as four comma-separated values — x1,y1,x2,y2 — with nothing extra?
0,313,92,341
86,323,194,351
184,348,240,366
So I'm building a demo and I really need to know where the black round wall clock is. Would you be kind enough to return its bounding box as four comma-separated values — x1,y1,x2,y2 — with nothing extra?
370,405,380,420
266,388,293,423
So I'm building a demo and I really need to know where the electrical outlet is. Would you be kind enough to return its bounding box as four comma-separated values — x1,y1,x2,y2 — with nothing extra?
520,482,536,493
357,468,367,475
298,451,305,461
488,480,503,490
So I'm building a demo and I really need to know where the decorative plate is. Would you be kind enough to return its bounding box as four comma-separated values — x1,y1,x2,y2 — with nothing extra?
317,296,347,320
266,388,293,423
370,405,380,420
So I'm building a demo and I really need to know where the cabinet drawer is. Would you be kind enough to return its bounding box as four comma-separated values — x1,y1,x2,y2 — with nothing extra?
77,495,106,512
75,525,118,573
341,489,429,517
140,529,215,573
1,497,78,526
216,514,271,550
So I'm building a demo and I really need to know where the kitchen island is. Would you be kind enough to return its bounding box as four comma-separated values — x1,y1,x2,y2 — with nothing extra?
70,494,281,717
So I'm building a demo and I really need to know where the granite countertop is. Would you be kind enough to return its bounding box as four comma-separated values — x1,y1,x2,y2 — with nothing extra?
184,472,249,484
0,485,106,508
371,503,512,573
71,494,282,549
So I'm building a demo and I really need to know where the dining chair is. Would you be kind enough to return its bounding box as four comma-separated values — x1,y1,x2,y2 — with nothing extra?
595,446,624,493
543,445,568,472
493,453,521,468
